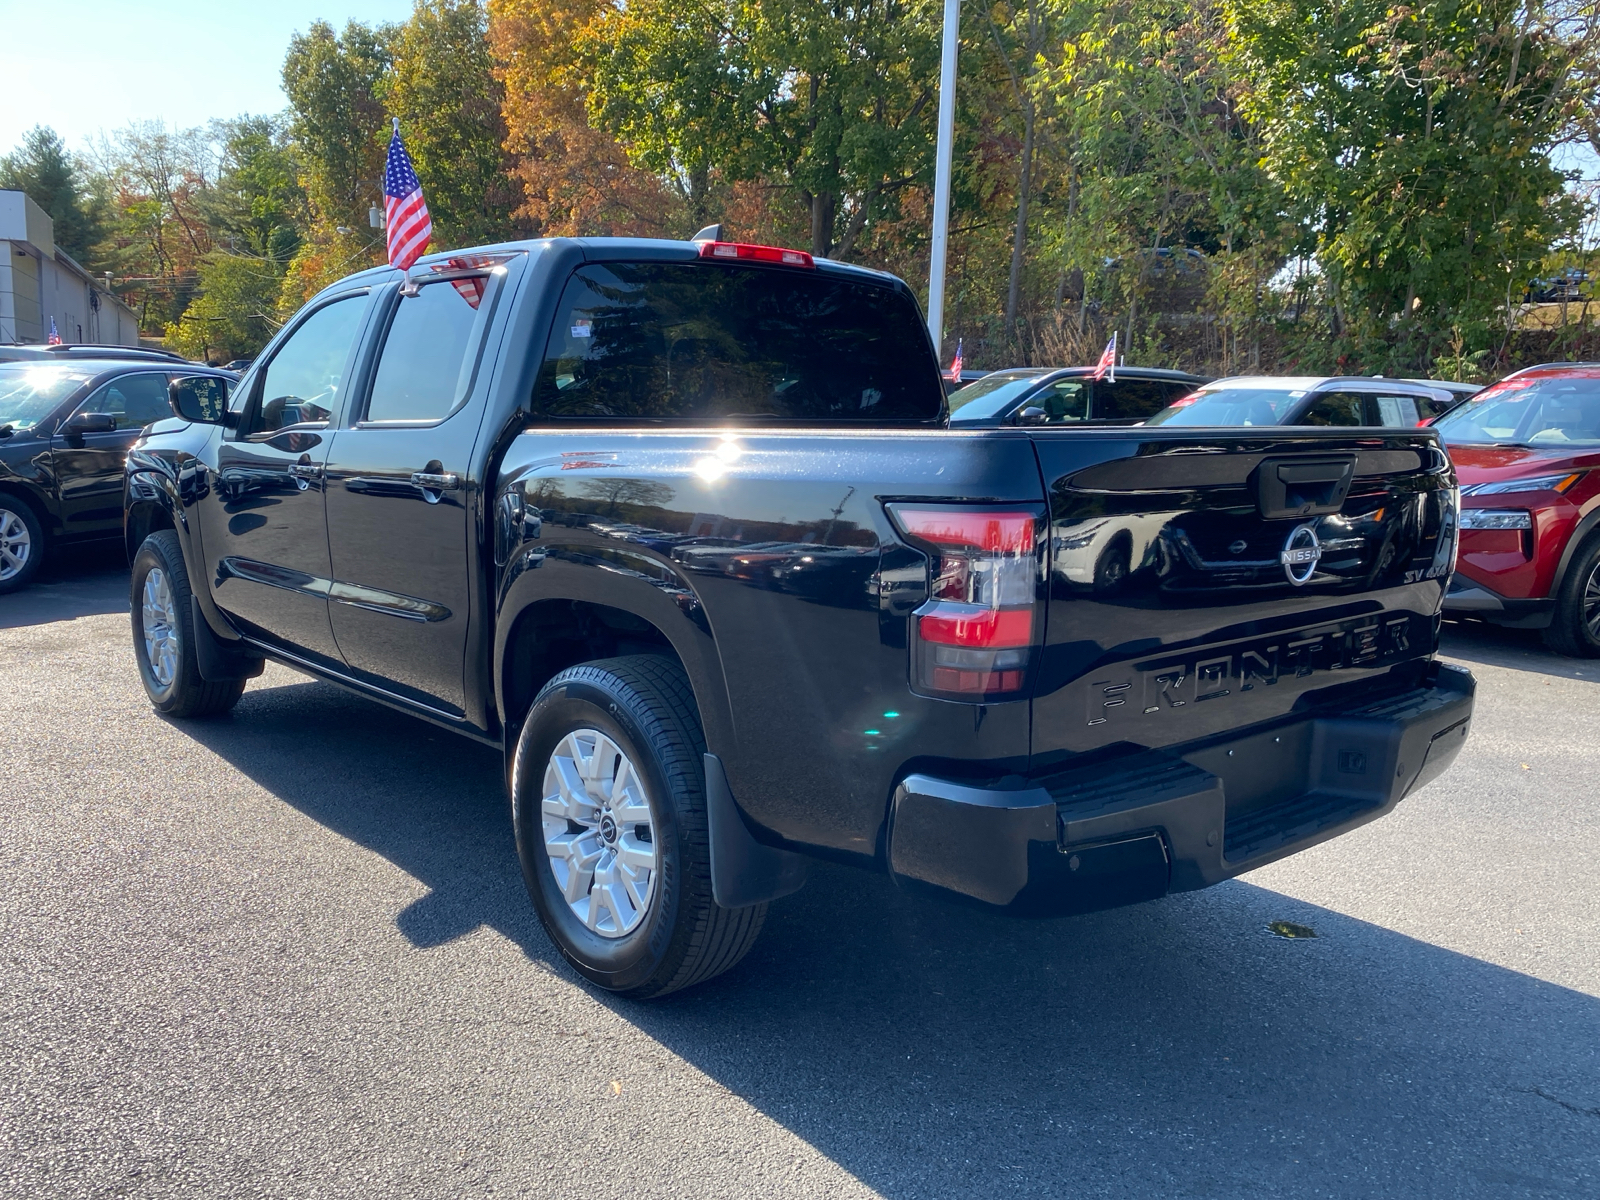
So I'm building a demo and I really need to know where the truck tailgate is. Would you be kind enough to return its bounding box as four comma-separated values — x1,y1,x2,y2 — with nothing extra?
1029,428,1457,766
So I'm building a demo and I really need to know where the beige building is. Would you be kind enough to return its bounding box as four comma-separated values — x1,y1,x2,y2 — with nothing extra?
0,189,138,346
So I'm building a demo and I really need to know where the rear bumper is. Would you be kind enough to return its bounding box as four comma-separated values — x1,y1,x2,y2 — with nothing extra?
887,662,1475,914
1443,576,1552,629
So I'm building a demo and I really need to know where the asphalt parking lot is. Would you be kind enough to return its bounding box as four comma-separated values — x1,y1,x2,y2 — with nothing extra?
2,547,1598,1199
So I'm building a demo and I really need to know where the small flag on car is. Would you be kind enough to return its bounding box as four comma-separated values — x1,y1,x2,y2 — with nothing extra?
946,338,963,381
384,119,432,273
47,316,61,345
1090,331,1117,382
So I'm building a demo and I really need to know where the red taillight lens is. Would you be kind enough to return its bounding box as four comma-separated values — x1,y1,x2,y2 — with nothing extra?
698,241,815,268
890,507,1041,701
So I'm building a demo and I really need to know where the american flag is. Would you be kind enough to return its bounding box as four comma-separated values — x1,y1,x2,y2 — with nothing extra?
1090,332,1117,382
47,316,61,345
946,338,963,380
384,119,432,272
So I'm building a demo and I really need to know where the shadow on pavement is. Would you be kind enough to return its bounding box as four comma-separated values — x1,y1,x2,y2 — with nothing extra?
179,675,1600,1198
0,540,129,630
1439,616,1598,683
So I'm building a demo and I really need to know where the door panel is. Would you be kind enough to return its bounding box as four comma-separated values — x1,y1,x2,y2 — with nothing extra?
52,372,172,533
198,294,370,666
323,276,495,715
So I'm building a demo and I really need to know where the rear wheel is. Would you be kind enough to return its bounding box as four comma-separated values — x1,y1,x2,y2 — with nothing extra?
131,531,247,717
511,656,766,998
1542,533,1600,658
0,496,45,595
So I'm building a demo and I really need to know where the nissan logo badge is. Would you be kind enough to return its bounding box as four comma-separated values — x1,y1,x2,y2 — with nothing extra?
1280,524,1322,586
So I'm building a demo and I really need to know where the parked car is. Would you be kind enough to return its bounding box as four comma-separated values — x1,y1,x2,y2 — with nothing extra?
1435,362,1600,655
0,343,191,365
1408,379,1483,404
941,368,988,395
0,358,234,593
122,234,1472,998
1524,270,1588,304
948,366,1211,426
1145,375,1464,428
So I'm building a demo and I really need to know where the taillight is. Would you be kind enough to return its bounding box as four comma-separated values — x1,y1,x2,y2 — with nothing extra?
698,241,816,268
889,506,1042,700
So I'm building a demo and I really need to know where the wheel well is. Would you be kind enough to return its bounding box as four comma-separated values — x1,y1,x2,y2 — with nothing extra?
500,599,683,732
125,500,175,561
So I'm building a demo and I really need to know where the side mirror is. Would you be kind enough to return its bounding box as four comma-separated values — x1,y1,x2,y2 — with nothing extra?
64,411,118,435
169,375,231,425
1015,406,1049,425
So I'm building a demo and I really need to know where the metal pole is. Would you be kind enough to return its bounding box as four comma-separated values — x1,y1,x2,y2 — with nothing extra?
927,0,961,354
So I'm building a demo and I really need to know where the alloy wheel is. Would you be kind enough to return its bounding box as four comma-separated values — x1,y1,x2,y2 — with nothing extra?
1585,561,1600,640
0,508,31,581
541,728,658,937
141,568,179,689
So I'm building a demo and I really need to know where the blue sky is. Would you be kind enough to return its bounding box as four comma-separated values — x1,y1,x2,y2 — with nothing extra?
0,1,417,153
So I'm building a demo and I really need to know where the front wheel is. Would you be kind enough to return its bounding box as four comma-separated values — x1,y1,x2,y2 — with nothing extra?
511,656,766,998
1542,533,1600,658
131,530,247,717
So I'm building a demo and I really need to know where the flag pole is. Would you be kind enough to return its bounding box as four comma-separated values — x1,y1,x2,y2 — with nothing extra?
927,0,961,355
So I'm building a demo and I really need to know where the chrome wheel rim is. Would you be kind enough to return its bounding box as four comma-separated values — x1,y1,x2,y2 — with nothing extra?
1585,562,1600,639
541,728,658,938
141,567,179,689
0,508,31,581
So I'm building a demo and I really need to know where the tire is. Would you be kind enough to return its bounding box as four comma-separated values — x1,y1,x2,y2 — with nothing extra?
0,495,46,595
511,655,766,998
1542,533,1600,658
130,531,247,717
1092,535,1131,593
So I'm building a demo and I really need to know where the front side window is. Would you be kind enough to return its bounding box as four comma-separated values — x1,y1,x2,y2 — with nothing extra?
364,279,488,423
534,262,943,422
79,372,172,430
248,295,366,436
1038,379,1087,423
1436,373,1600,447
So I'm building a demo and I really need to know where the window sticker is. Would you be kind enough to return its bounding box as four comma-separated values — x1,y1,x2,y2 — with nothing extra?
571,318,593,338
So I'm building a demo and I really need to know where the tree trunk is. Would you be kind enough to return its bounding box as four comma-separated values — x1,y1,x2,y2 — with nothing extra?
1004,103,1035,341
811,192,837,259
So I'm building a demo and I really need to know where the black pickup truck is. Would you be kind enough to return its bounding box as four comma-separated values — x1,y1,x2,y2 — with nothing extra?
124,236,1474,997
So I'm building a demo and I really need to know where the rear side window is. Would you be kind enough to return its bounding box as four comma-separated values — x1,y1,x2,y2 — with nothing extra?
364,279,487,423
1092,379,1168,420
1301,392,1365,426
1374,394,1422,427
533,262,942,422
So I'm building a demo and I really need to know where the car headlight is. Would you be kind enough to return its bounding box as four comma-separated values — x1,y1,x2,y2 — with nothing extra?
1460,472,1581,496
1458,508,1533,530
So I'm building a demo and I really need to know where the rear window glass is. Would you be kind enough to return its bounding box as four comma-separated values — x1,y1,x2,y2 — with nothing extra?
532,262,942,422
1145,386,1303,426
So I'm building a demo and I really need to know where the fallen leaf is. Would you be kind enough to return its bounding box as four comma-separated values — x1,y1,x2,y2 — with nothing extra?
1521,763,1530,770
1267,920,1317,939
611,1081,621,1096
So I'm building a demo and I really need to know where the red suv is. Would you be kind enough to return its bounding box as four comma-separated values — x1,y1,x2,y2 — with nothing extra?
1435,363,1600,655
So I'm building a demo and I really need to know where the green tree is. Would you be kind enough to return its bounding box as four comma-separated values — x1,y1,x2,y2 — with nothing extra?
0,126,107,266
580,0,943,257
1227,0,1583,366
385,0,524,246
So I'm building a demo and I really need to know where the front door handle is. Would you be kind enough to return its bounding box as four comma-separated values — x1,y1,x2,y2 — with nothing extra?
287,461,323,490
410,471,460,493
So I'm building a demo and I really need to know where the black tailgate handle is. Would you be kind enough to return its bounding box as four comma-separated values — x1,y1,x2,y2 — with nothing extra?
1255,456,1355,520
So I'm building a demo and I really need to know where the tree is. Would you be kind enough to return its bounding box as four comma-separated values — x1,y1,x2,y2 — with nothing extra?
385,0,525,247
489,0,681,237
0,126,106,266
579,0,944,258
1226,0,1583,365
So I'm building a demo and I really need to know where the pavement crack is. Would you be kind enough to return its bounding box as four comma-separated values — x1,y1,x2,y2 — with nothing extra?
1521,1086,1600,1119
